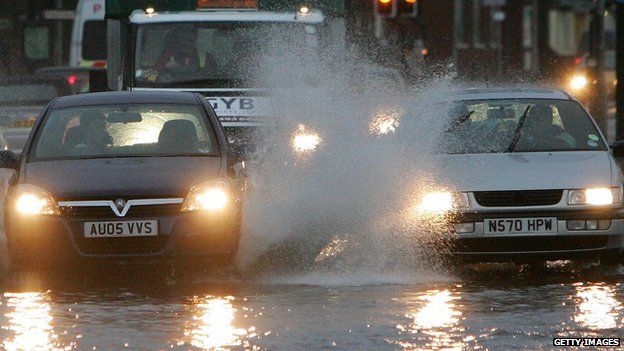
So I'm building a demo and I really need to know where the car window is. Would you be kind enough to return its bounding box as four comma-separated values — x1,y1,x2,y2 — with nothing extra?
134,22,319,87
0,84,60,105
82,20,107,61
32,104,219,160
442,99,607,154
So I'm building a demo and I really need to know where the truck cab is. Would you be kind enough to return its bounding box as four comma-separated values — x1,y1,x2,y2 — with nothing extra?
107,1,330,149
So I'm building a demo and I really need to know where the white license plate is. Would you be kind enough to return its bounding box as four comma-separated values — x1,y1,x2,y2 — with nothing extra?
484,217,557,234
84,220,158,238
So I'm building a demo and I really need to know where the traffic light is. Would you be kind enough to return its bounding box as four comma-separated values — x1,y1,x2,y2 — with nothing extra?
374,0,396,18
374,0,418,18
397,0,418,17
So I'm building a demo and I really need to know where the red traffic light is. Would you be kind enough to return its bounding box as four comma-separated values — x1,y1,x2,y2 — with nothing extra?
375,0,418,18
375,0,396,17
397,0,418,17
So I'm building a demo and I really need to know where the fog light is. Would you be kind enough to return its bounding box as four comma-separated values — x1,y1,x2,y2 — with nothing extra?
586,220,598,230
454,223,474,233
567,220,586,230
599,220,612,230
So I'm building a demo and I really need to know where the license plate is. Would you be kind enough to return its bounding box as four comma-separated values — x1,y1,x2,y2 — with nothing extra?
484,217,557,234
83,220,158,238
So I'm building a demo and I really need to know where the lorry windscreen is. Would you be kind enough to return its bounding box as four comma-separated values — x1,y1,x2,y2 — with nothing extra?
133,21,319,87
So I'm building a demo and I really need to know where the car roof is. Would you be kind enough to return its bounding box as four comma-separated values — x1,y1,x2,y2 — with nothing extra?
129,10,325,24
0,75,73,99
448,87,572,102
35,66,105,74
0,75,68,85
50,91,200,108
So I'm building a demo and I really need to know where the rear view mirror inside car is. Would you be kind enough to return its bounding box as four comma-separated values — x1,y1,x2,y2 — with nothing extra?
107,112,143,123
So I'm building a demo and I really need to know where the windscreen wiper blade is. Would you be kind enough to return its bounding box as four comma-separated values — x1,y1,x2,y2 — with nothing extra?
506,105,532,153
445,111,474,132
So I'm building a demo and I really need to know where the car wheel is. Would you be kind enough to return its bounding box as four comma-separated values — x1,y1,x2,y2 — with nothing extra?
525,261,549,274
599,254,622,267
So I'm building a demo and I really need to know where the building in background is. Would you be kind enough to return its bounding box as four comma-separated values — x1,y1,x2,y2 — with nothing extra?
0,0,79,74
376,0,598,86
0,0,604,86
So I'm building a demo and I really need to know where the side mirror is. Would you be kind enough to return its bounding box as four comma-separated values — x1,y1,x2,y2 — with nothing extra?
89,69,109,93
611,141,624,158
227,135,249,164
230,145,247,164
0,150,19,169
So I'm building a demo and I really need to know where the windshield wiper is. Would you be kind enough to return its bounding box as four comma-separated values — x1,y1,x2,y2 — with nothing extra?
506,105,532,153
445,111,474,132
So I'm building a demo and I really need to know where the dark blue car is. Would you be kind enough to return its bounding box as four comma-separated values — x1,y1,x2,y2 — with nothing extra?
0,91,243,270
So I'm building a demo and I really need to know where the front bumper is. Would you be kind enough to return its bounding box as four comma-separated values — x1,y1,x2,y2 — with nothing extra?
5,209,241,265
447,208,624,262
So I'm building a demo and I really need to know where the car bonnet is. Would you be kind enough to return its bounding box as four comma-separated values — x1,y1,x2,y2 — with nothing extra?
22,156,223,199
435,151,614,192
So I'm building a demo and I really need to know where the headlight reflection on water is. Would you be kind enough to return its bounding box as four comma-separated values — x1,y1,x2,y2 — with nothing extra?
574,284,622,330
395,289,466,351
3,292,62,351
411,290,461,329
185,296,258,350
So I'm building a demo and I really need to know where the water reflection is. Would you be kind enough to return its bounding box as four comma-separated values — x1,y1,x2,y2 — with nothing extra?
185,296,254,350
413,290,461,329
2,292,64,351
397,289,465,351
574,283,622,330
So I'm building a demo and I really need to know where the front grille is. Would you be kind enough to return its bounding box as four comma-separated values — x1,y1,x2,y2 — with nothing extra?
73,235,170,256
60,204,181,219
454,235,609,253
474,190,563,207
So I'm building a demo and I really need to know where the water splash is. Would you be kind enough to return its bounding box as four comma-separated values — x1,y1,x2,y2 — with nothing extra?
234,31,461,283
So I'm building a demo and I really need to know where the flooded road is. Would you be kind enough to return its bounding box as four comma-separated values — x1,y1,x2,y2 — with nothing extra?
0,266,623,350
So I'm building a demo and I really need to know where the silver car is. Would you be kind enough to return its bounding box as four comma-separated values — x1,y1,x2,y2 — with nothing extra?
416,88,624,263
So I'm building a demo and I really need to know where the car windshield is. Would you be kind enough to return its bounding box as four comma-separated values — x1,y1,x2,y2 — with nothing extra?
441,99,607,154
133,21,320,87
32,104,219,160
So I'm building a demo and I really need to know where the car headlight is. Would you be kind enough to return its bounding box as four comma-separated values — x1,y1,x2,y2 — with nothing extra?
181,180,230,212
292,124,321,153
14,185,59,215
569,75,588,91
568,188,621,206
418,191,469,214
369,111,400,135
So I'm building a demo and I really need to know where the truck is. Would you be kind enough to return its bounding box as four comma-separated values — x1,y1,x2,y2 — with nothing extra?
103,0,346,150
70,0,107,68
